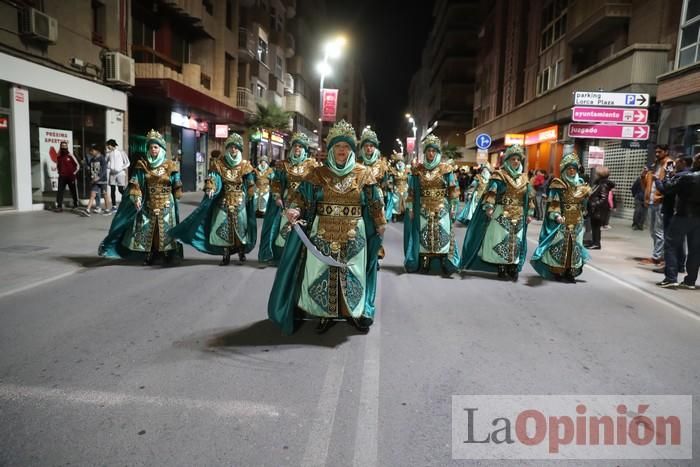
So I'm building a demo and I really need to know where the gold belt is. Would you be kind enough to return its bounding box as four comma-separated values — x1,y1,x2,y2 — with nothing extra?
225,183,243,192
420,188,446,198
501,196,524,207
316,203,362,218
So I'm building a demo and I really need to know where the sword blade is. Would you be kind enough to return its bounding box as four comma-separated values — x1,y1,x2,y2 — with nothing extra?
292,223,347,269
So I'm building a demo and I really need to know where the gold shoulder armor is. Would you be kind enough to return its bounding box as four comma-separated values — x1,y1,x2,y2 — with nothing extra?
549,178,567,190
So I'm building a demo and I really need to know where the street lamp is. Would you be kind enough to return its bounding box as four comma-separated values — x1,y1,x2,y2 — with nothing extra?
317,36,346,153
406,114,418,159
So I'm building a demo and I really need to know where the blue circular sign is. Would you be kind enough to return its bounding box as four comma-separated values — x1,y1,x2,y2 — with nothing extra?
476,133,492,150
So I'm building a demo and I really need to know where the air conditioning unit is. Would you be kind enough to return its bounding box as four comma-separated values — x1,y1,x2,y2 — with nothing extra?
20,8,58,43
104,51,135,87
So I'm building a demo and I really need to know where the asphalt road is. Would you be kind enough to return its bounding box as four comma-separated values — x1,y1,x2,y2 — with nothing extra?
1,202,698,466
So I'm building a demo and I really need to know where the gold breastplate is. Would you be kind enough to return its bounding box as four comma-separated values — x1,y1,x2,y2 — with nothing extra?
315,171,363,246
418,170,447,212
561,184,590,228
500,174,529,221
145,166,172,211
220,166,247,207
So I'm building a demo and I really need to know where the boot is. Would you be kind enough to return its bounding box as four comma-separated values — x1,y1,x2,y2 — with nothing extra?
315,318,336,334
497,265,506,279
351,317,371,334
508,265,519,282
143,251,155,266
238,251,246,262
220,248,231,266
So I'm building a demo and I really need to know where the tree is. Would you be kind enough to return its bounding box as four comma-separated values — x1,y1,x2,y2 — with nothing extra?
442,143,462,159
247,103,292,165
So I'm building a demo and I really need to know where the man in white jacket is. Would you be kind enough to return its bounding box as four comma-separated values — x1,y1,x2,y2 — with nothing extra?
105,139,130,211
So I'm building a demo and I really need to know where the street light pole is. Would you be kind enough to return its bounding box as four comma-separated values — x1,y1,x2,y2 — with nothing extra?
316,36,346,155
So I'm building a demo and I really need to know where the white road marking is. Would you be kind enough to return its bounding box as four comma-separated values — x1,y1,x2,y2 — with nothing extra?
352,313,381,467
300,347,348,467
0,269,83,300
0,383,280,418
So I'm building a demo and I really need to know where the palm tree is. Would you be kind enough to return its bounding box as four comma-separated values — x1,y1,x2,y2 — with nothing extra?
247,103,292,165
441,143,462,159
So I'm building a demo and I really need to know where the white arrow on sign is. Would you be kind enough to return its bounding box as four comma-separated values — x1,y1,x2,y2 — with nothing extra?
634,126,647,138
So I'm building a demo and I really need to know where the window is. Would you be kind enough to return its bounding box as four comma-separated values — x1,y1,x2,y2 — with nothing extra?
202,0,214,15
275,55,283,79
294,74,306,97
91,0,106,44
553,59,564,86
678,0,700,68
540,0,568,51
225,54,234,97
537,67,551,95
171,32,190,64
255,83,266,98
257,37,268,64
226,0,235,30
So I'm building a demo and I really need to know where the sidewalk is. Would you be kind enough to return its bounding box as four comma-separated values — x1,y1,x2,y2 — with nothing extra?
526,217,698,314
0,195,697,311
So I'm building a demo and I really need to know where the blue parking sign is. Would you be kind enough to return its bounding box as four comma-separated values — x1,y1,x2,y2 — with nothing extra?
625,94,636,105
476,133,492,150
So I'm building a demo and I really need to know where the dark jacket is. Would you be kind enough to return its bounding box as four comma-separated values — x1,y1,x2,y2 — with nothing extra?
588,177,615,220
86,153,108,185
664,169,700,218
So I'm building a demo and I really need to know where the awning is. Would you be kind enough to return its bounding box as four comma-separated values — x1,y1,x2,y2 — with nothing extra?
133,78,246,124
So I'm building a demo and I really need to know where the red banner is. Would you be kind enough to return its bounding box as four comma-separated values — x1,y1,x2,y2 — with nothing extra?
321,89,339,122
406,137,416,154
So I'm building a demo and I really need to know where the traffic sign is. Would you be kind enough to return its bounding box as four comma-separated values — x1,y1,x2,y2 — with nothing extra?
568,123,650,140
573,91,649,108
475,133,492,149
572,107,648,124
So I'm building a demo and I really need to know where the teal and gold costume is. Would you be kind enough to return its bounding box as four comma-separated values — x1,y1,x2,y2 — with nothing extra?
358,128,393,259
258,132,318,264
531,152,591,282
460,145,534,281
389,155,409,221
254,157,274,216
457,163,491,226
403,135,461,274
168,133,257,265
267,120,386,335
99,129,183,264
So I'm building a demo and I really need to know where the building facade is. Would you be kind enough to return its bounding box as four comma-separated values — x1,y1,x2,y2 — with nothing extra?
407,0,479,160
0,0,129,211
466,0,683,219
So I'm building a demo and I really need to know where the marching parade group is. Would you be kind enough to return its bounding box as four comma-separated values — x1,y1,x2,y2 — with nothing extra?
97,121,598,334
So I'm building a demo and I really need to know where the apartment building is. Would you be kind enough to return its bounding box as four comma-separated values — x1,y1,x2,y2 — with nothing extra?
407,0,479,159
0,0,130,211
465,0,682,219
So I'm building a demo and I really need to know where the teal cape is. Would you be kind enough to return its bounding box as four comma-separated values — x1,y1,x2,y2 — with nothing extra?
258,169,288,263
403,171,460,274
168,172,257,255
459,178,530,273
530,184,590,279
267,182,383,335
99,169,182,259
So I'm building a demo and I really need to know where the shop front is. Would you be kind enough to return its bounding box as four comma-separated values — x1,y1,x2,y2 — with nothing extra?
524,125,561,176
0,52,127,212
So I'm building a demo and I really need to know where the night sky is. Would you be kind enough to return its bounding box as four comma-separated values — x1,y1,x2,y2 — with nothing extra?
324,0,435,154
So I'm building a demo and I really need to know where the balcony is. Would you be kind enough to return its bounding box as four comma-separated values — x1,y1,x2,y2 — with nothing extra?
236,86,257,114
465,43,670,146
284,93,314,121
568,0,632,47
251,61,269,84
285,32,295,58
238,27,256,62
132,45,183,73
159,0,211,38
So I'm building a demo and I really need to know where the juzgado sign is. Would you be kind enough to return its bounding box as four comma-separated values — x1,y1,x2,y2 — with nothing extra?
452,395,691,459
38,127,73,192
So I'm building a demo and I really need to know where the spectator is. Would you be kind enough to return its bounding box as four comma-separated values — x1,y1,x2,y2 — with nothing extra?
639,144,673,265
54,141,80,212
105,139,130,211
532,170,546,220
655,155,692,275
83,145,112,217
630,174,646,230
586,166,615,250
601,186,618,230
656,153,700,289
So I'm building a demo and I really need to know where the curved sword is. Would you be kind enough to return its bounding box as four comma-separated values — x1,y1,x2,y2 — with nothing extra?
292,221,347,269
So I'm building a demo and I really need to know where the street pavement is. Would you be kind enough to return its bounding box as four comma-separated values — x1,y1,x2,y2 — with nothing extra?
0,193,698,466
